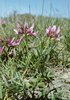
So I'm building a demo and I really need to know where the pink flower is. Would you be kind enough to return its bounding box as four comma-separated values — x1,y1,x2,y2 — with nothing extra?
26,23,37,36
14,21,23,34
0,46,4,54
14,21,37,36
7,36,23,47
46,25,60,41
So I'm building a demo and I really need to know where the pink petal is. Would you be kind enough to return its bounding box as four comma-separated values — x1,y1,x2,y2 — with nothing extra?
0,46,4,54
12,37,23,46
17,21,21,28
7,38,14,46
32,32,37,36
29,23,34,30
29,31,37,36
51,25,57,32
7,36,23,46
26,23,35,35
24,21,28,29
14,29,19,34
46,26,51,34
56,27,60,34
27,28,33,33
14,28,23,34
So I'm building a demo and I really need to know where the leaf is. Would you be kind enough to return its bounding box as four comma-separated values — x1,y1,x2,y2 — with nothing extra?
51,92,56,100
37,82,45,88
33,48,38,57
0,82,2,99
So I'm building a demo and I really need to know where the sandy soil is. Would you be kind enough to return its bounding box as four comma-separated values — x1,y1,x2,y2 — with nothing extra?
51,67,70,100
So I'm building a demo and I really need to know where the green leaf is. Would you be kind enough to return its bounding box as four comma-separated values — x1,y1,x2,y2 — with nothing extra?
0,82,2,99
37,82,45,88
33,48,38,57
51,92,56,100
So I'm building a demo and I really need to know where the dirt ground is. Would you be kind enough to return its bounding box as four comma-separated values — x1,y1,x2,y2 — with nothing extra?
51,67,70,100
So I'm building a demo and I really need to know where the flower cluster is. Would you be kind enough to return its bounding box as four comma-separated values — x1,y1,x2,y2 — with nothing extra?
0,20,37,55
46,25,60,41
7,36,23,47
14,21,37,36
0,19,61,55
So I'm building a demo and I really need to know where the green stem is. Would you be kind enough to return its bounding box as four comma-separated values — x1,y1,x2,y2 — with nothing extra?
25,33,28,54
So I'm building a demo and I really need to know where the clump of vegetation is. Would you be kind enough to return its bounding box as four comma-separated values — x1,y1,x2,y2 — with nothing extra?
0,14,70,100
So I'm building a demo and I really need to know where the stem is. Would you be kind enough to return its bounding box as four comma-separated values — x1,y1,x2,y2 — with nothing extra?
25,33,28,55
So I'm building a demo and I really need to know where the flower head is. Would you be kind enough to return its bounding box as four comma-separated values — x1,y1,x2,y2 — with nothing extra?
46,25,60,41
14,21,37,36
7,36,23,47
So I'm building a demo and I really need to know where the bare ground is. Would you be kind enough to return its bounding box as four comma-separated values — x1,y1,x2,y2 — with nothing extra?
51,67,70,100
